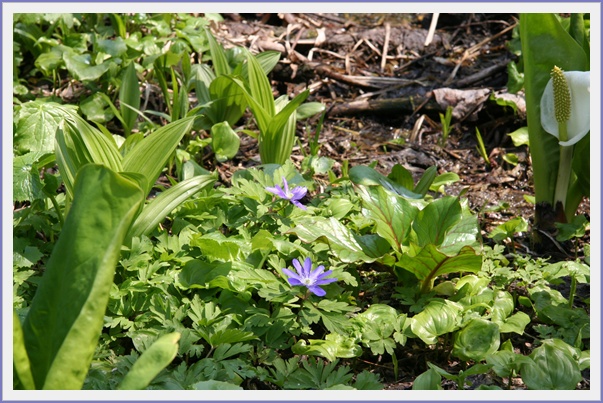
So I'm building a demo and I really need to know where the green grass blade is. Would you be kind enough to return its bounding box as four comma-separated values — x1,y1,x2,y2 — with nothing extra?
22,164,144,389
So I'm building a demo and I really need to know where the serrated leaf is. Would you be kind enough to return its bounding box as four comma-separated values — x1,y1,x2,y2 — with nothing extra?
13,152,45,202
14,101,77,155
190,232,250,262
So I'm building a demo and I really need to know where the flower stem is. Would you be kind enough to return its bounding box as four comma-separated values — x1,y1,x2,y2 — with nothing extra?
554,121,573,222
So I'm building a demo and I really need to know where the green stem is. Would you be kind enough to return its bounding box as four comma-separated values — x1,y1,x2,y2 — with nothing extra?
554,122,573,221
568,273,577,308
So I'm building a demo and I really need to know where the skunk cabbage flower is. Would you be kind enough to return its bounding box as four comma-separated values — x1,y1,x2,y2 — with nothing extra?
282,257,337,297
540,67,590,146
266,177,308,210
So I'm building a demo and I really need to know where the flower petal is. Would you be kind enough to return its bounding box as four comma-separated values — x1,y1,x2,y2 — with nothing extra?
292,258,305,277
266,185,286,198
282,268,302,281
315,277,338,286
291,200,307,210
308,265,326,280
307,285,327,297
541,70,590,146
282,177,290,196
289,186,307,200
301,257,313,278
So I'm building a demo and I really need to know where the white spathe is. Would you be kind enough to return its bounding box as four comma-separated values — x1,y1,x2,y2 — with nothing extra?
540,70,590,146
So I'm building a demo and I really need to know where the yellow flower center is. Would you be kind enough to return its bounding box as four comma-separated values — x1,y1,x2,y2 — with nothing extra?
551,66,571,124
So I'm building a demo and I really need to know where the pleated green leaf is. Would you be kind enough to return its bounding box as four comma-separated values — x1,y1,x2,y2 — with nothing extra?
127,173,216,239
122,116,196,196
119,62,140,136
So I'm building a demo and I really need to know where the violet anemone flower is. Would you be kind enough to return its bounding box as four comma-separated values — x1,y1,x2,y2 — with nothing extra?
282,257,337,297
266,177,308,210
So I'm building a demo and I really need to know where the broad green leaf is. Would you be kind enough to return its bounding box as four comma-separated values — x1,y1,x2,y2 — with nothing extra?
412,196,462,247
34,48,63,76
14,100,77,155
211,121,240,162
289,216,379,263
498,311,531,335
520,341,582,390
97,37,127,57
438,213,481,255
488,217,528,243
190,232,251,262
507,126,529,147
410,299,462,345
63,50,110,81
22,164,144,389
296,101,325,120
119,62,141,136
127,174,216,239
453,318,500,361
350,165,423,199
123,116,196,195
292,334,362,362
205,75,247,128
13,311,35,390
117,332,180,390
178,260,232,290
412,368,442,390
357,185,419,253
396,245,482,293
388,164,415,191
429,172,460,193
80,93,114,123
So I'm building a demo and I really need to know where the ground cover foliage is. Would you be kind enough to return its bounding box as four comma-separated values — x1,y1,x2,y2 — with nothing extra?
12,12,591,391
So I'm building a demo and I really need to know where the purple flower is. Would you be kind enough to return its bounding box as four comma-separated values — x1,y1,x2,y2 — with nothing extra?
282,257,337,297
266,177,308,210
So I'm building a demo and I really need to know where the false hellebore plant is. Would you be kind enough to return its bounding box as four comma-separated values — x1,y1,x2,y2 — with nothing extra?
540,66,590,221
266,177,308,210
283,257,338,297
